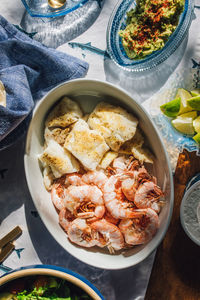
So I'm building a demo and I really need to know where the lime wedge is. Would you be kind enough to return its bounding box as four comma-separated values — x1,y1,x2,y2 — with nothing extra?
191,89,200,97
177,111,197,119
160,97,181,117
176,88,193,114
193,133,200,144
187,95,200,110
193,116,200,133
171,111,197,135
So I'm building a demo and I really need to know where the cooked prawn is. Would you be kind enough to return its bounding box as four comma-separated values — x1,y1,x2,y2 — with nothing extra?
65,173,84,186
112,155,140,175
82,170,108,190
90,219,125,253
121,166,152,201
104,211,119,225
103,175,144,219
112,156,127,174
51,173,84,211
134,181,164,213
121,177,138,202
119,208,159,245
59,208,75,232
67,218,98,247
63,185,105,219
51,183,65,211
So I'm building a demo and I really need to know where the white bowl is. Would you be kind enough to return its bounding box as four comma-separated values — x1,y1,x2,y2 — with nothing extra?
24,79,173,270
180,180,200,247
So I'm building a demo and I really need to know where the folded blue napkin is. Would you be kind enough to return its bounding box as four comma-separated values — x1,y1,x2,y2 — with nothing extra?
0,15,89,150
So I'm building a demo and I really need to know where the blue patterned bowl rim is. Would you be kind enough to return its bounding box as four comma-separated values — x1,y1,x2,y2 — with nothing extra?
106,0,195,72
0,264,105,299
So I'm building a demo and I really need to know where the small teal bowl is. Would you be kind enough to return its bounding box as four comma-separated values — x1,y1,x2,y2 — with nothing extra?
21,0,90,18
0,265,104,300
106,0,194,72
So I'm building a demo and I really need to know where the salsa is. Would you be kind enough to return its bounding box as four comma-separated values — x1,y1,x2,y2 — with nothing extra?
119,0,185,59
0,275,92,300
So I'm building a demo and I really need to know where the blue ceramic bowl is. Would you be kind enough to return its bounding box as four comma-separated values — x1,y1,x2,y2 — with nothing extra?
0,265,104,300
106,0,194,72
21,0,90,18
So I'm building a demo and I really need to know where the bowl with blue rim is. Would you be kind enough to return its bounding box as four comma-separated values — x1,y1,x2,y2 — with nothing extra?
0,264,104,300
106,0,194,72
21,0,95,18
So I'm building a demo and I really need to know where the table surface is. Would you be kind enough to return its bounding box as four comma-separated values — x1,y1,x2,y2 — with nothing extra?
145,150,200,300
0,1,200,300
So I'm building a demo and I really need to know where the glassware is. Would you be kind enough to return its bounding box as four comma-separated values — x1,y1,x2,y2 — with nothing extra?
21,0,90,18
20,0,103,48
106,0,195,72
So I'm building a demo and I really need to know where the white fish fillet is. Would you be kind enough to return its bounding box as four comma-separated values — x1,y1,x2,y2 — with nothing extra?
64,119,109,170
39,139,80,178
88,102,138,151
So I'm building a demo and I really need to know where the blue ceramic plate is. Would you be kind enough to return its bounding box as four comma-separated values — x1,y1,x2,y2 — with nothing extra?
21,0,91,18
145,68,200,159
106,0,194,72
152,113,199,154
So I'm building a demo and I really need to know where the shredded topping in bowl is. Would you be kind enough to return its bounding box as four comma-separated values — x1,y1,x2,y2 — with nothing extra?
119,0,185,59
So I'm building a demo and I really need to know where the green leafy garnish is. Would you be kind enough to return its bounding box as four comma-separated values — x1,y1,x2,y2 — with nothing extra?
0,276,92,300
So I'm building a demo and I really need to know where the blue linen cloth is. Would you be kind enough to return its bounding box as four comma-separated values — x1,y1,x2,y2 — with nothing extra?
0,15,89,149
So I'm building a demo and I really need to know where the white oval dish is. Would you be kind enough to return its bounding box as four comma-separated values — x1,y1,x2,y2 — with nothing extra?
24,79,173,270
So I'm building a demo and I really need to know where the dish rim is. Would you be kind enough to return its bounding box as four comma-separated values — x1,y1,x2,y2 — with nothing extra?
0,264,104,300
180,180,200,247
21,0,90,18
24,78,174,269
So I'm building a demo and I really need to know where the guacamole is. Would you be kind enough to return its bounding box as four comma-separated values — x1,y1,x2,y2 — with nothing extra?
119,0,185,60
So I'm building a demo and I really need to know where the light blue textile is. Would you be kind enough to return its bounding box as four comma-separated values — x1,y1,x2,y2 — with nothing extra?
0,15,89,149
